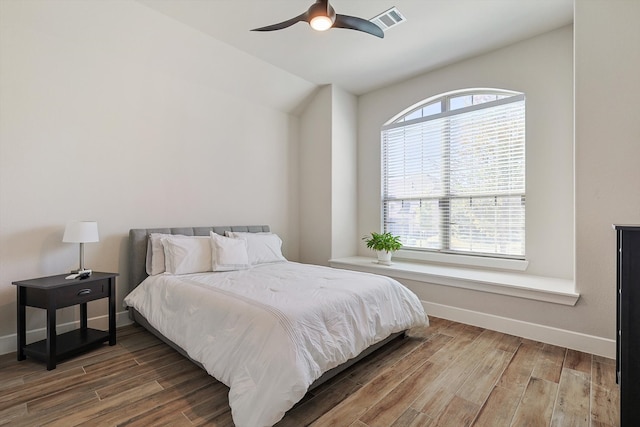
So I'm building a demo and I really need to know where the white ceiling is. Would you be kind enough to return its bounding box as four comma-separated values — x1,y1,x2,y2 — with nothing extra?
138,0,574,95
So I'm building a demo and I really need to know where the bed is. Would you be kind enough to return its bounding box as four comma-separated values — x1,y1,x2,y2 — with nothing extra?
123,225,428,427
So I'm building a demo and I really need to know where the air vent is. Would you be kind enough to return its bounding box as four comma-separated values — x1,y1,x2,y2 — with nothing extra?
370,6,406,31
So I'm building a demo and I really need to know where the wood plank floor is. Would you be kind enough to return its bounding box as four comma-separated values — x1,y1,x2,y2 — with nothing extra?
0,317,619,426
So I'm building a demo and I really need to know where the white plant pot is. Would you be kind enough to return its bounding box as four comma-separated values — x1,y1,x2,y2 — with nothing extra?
377,250,393,265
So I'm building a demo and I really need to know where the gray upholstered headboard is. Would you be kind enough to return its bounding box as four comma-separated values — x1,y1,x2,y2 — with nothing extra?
128,225,270,290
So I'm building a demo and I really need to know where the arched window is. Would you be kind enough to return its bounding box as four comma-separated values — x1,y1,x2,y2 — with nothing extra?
381,88,525,258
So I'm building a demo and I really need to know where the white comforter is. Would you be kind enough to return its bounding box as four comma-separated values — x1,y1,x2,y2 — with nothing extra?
123,262,427,427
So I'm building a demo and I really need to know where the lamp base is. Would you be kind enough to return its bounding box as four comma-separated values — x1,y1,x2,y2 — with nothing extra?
70,268,92,275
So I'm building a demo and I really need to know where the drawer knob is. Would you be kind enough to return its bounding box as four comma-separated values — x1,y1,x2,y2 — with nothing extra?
77,289,92,296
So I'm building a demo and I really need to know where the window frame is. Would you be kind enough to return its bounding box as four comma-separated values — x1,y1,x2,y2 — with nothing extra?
381,88,526,261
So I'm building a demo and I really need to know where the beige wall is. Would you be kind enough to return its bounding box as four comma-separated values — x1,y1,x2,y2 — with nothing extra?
299,85,359,265
0,0,315,349
574,0,640,339
331,87,358,260
299,86,333,265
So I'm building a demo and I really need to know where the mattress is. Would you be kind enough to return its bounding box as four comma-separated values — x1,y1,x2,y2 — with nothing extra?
123,261,427,427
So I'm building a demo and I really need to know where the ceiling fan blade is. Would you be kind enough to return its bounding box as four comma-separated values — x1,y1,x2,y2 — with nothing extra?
251,12,308,32
334,14,384,38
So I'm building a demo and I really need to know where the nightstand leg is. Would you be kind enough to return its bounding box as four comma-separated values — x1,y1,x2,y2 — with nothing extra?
108,278,116,345
46,305,56,370
16,286,26,361
80,303,88,330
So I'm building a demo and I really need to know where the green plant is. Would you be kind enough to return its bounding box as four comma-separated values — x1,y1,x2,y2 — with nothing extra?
363,232,403,252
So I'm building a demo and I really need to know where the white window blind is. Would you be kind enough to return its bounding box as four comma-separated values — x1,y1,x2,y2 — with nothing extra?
382,91,525,258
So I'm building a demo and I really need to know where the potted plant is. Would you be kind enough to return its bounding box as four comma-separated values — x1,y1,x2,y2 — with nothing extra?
363,232,402,265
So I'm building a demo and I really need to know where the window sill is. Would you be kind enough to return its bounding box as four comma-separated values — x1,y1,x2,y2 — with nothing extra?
329,256,579,306
394,249,529,271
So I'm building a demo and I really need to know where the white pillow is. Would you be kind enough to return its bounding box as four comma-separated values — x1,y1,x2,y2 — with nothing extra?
210,232,250,271
226,232,286,265
146,233,173,275
162,235,212,275
146,233,210,275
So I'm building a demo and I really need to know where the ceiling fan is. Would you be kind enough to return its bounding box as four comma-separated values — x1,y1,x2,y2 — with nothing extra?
251,0,384,38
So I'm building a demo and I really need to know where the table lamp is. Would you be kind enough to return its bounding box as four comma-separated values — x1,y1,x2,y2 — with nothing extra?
63,221,99,273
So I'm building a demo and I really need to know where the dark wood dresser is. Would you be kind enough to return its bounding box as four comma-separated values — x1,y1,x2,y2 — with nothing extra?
614,225,640,426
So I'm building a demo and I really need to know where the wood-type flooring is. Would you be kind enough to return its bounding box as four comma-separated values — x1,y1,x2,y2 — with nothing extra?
0,317,619,426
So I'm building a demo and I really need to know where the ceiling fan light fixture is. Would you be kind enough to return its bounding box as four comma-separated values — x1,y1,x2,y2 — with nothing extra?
310,15,333,31
307,1,336,31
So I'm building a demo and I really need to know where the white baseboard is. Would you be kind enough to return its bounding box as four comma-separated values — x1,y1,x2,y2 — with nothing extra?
0,310,133,356
423,301,616,359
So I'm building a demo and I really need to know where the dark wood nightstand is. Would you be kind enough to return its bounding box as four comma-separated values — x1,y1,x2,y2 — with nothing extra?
13,272,118,370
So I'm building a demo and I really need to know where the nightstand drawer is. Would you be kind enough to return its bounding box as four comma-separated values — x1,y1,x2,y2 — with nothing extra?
57,280,108,307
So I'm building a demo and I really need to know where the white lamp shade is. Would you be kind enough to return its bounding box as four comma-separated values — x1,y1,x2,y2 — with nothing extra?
63,221,99,243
